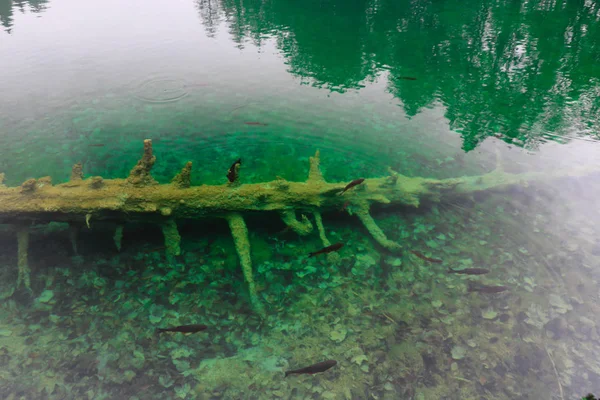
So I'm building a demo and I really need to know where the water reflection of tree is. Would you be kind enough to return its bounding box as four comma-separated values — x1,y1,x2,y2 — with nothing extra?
0,0,49,33
196,0,600,150
195,0,222,38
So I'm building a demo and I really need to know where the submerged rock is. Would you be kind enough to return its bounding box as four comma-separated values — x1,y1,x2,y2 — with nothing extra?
525,304,549,328
544,317,569,339
0,329,13,337
385,257,402,267
451,346,466,360
482,308,498,320
549,294,572,314
578,316,596,337
329,328,347,343
356,254,377,268
37,290,54,304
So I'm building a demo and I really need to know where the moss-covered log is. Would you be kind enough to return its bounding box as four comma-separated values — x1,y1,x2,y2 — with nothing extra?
0,139,596,309
0,143,592,225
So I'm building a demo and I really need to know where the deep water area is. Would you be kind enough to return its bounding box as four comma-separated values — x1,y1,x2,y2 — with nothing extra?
1,0,600,399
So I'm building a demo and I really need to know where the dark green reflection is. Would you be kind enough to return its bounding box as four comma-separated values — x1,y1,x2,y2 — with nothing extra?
197,0,600,150
0,0,48,33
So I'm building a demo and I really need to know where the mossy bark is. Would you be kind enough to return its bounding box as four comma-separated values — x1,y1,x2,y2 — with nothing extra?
354,205,402,251
68,223,79,255
161,219,181,263
113,225,124,252
17,228,31,292
279,210,313,235
0,159,589,225
313,211,340,265
171,162,192,188
225,213,264,314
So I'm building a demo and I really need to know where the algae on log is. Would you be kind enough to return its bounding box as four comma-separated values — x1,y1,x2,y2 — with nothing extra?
313,211,340,265
127,139,157,186
161,219,181,263
279,210,313,235
113,224,124,252
225,212,264,315
0,139,597,310
16,228,31,292
68,223,79,255
172,162,192,189
0,146,591,227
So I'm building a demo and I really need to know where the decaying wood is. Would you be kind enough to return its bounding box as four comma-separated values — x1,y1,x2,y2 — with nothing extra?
0,139,596,310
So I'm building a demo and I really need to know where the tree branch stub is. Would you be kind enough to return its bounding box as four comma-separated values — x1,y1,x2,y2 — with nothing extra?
127,139,157,186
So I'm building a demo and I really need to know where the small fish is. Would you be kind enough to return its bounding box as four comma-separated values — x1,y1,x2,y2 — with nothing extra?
308,242,343,257
448,268,490,275
285,360,337,377
338,178,365,195
244,122,268,126
157,324,208,334
410,250,442,263
398,76,417,81
468,284,509,293
227,158,242,183
88,144,105,147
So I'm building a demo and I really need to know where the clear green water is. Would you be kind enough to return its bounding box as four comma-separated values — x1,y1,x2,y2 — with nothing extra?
1,0,600,399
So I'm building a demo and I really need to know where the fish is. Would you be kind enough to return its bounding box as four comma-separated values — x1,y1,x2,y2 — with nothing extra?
448,268,490,275
338,178,365,195
285,360,337,377
308,242,343,257
227,158,242,183
398,76,417,80
88,144,106,147
410,250,442,263
157,324,208,334
468,284,509,293
244,122,268,126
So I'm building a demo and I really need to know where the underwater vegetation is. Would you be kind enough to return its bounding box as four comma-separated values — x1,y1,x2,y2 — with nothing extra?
0,139,599,399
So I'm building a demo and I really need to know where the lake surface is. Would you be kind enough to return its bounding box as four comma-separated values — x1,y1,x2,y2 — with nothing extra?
1,0,600,399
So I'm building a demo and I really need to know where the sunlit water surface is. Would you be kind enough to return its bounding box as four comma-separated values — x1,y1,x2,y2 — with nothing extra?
1,0,600,399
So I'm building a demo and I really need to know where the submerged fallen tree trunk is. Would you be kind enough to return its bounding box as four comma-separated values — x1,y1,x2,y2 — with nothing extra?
0,140,595,311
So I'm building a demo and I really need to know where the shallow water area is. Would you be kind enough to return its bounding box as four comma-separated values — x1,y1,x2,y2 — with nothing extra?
1,0,600,399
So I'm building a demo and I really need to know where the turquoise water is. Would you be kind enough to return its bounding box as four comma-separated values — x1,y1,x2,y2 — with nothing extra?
1,0,600,399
